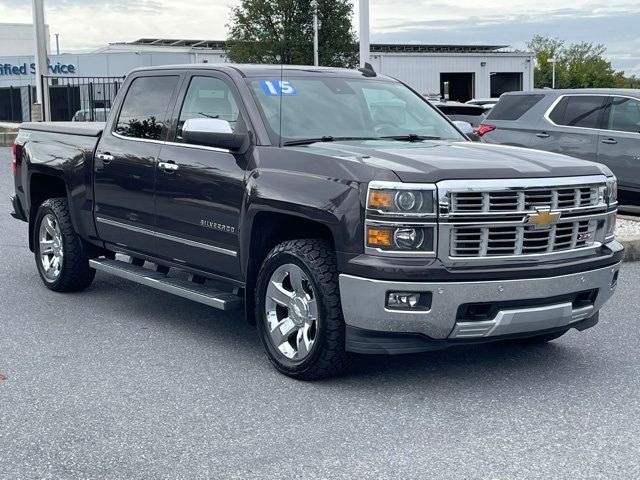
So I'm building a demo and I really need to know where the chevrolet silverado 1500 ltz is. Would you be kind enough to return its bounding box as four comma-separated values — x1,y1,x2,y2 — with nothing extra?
10,65,622,379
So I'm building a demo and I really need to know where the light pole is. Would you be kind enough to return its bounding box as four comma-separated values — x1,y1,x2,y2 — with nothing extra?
32,0,50,120
547,58,557,89
55,33,59,55
312,0,319,66
359,0,370,67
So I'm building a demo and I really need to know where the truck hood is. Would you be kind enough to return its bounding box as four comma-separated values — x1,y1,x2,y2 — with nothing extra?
300,140,613,183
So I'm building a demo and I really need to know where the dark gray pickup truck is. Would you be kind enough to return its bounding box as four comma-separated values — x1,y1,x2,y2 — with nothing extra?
10,64,622,379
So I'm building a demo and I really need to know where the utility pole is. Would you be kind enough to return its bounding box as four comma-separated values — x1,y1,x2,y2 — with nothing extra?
547,58,557,89
312,0,319,66
55,33,59,55
359,0,370,67
32,0,50,121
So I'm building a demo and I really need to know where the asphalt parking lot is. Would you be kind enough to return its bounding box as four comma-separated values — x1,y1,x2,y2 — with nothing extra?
1,147,639,480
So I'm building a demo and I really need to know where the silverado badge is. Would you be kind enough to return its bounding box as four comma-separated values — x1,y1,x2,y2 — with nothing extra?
524,207,561,230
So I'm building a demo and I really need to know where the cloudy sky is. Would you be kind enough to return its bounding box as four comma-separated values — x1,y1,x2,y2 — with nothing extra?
1,0,639,75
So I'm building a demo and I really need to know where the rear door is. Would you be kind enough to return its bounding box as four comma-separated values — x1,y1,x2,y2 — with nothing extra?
597,95,640,196
94,74,181,255
529,94,607,162
153,72,249,281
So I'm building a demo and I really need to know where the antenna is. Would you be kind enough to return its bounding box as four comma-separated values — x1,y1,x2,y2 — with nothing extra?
279,23,285,147
358,62,377,77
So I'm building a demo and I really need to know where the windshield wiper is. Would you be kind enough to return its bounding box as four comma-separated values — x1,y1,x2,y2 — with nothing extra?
283,136,378,146
380,134,441,142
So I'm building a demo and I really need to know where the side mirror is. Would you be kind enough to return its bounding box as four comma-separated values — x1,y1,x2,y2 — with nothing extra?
453,120,474,135
182,118,250,153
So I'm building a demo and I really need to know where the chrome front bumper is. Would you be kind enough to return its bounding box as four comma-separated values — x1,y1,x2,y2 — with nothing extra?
339,261,621,340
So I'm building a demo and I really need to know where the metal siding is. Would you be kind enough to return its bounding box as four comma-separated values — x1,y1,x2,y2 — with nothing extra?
372,53,534,99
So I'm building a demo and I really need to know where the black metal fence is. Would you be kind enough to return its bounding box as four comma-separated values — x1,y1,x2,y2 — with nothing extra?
0,85,35,123
43,75,126,122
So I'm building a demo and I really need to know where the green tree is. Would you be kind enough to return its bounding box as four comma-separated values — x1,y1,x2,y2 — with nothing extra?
226,0,358,67
527,35,566,89
527,35,639,89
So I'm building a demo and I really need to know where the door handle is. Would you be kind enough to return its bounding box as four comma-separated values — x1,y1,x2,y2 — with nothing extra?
536,132,550,139
159,161,179,173
601,138,618,145
98,153,114,164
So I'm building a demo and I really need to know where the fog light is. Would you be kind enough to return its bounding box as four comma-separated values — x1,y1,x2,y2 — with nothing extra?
394,228,423,250
386,291,432,311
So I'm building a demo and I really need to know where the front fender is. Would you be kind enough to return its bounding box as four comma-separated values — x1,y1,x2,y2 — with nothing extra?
240,168,364,275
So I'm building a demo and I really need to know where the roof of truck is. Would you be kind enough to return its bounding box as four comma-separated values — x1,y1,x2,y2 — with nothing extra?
130,63,396,80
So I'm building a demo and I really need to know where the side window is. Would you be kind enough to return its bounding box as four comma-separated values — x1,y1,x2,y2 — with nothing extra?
176,76,240,142
550,95,606,129
115,76,179,140
548,97,569,124
607,97,640,134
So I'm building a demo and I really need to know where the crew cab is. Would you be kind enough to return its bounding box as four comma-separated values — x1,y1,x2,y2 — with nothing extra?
10,65,623,379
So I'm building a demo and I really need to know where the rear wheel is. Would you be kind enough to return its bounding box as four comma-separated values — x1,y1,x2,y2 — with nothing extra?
255,239,349,380
34,198,95,292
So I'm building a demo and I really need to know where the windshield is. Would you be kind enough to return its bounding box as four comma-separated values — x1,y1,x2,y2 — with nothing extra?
247,76,464,145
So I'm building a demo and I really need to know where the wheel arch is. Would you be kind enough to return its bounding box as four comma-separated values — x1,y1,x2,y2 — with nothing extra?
243,210,337,325
27,172,68,252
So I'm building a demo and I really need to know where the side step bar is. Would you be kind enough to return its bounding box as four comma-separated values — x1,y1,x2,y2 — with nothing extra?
89,258,243,311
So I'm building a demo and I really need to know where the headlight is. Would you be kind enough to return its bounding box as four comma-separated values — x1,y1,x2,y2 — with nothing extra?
366,181,437,255
606,177,618,206
367,182,436,215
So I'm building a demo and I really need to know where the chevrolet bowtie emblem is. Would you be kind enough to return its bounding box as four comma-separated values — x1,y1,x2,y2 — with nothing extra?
524,207,561,229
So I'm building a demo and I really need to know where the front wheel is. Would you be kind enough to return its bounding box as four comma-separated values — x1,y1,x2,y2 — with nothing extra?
34,198,95,292
255,239,349,380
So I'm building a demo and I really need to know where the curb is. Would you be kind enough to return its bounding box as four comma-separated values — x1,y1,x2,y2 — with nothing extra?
620,236,640,263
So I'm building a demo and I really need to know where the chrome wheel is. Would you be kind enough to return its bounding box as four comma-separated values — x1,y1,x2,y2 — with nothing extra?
38,213,63,281
264,263,319,360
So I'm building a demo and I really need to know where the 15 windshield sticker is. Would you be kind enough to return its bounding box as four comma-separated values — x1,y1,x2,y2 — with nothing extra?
261,80,297,96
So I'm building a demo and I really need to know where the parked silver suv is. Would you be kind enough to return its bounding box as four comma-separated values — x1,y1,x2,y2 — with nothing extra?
479,89,640,206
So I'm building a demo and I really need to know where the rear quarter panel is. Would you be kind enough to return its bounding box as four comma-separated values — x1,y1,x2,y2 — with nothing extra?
19,130,100,243
482,95,555,148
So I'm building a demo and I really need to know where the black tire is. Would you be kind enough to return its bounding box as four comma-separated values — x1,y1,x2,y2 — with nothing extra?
33,198,96,292
255,239,349,380
506,329,568,345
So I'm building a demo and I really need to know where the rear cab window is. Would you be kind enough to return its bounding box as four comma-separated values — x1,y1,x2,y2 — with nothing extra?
486,94,545,121
547,95,608,129
114,75,180,140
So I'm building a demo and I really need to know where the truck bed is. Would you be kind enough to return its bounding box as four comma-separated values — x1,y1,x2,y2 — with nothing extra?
20,122,105,137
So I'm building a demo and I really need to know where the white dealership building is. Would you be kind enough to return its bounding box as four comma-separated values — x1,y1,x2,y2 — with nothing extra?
0,23,534,122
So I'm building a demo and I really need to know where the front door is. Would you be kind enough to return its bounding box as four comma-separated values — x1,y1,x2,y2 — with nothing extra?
94,74,181,256
154,74,248,281
597,96,640,200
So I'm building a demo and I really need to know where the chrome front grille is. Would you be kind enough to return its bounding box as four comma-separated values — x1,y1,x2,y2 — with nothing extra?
451,186,600,214
451,220,598,257
439,176,611,262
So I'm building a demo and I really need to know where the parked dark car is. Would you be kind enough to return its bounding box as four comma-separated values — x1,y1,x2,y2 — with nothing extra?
10,66,622,379
430,100,487,129
466,98,500,114
479,89,640,206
